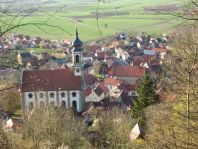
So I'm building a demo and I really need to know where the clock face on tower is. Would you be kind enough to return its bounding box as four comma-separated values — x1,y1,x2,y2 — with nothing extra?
76,68,80,73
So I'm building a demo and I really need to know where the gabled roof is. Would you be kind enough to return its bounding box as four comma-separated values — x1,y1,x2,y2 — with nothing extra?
21,68,82,92
109,66,145,77
95,50,113,60
94,83,109,96
85,74,98,86
103,77,122,86
106,58,129,68
130,123,144,140
86,87,92,97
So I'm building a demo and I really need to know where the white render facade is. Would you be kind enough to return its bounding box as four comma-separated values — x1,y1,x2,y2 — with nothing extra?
23,90,85,112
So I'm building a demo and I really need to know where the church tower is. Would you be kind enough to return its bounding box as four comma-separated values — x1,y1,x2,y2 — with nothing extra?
72,28,84,76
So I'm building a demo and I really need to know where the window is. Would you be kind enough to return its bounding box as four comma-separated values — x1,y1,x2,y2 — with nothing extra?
72,92,77,97
50,101,55,106
50,92,55,98
40,93,44,98
40,101,44,108
76,68,80,73
72,100,77,111
75,55,80,63
28,93,33,99
129,92,136,96
61,101,66,108
28,102,33,110
61,92,65,98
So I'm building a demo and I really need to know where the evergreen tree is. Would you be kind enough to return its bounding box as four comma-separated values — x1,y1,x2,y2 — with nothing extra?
132,75,158,118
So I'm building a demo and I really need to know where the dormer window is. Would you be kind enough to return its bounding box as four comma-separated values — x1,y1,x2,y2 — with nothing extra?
50,92,55,98
28,93,33,99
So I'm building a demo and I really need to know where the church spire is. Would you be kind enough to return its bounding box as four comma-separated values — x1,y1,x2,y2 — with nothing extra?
72,28,84,77
72,26,83,49
76,26,79,37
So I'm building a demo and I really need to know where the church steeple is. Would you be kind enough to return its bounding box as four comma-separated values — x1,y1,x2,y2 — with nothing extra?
72,27,83,50
72,28,84,76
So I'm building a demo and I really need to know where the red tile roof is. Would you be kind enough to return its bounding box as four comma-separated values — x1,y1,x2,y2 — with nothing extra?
95,50,113,60
109,66,145,77
94,83,109,96
86,87,92,97
85,74,98,86
103,77,122,86
21,68,82,92
118,81,137,92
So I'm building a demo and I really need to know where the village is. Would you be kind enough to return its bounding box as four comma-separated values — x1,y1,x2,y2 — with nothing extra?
0,0,197,147
0,29,170,134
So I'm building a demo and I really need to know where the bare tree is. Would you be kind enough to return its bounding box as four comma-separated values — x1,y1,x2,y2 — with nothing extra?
146,23,198,149
0,124,11,149
22,106,88,149
91,107,146,149
170,0,198,21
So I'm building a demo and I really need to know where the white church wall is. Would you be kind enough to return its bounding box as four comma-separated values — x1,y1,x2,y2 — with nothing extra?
48,91,58,106
37,91,47,106
78,90,85,112
69,90,80,112
24,92,36,111
59,91,68,107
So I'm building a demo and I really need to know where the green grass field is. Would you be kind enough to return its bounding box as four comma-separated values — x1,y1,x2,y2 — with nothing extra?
1,0,181,41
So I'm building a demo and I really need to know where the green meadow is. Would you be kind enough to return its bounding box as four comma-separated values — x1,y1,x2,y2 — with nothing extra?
1,0,181,41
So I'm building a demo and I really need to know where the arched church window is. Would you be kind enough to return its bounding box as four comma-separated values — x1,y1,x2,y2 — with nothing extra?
72,92,77,97
40,101,44,108
50,92,55,98
72,100,77,111
61,101,66,108
40,93,44,98
61,92,65,98
28,93,33,99
50,101,55,106
75,55,80,63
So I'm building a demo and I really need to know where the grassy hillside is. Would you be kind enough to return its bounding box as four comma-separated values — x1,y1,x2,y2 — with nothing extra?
1,0,181,41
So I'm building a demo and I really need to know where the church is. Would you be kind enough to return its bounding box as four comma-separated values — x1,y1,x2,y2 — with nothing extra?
21,29,85,112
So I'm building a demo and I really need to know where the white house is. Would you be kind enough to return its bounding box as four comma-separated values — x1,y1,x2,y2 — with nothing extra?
85,83,109,103
21,29,85,113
